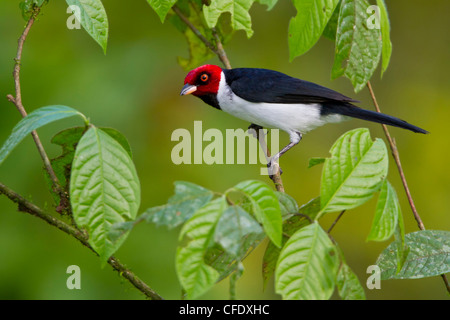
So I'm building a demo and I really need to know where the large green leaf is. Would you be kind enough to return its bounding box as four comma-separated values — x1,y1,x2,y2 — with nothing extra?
66,0,109,54
318,128,388,218
289,0,340,60
275,222,339,300
376,230,450,280
376,0,392,77
262,197,320,290
176,196,227,299
70,126,140,262
331,0,382,92
233,180,282,247
203,0,256,38
322,0,341,41
0,106,86,167
146,0,178,22
367,180,399,242
214,205,263,256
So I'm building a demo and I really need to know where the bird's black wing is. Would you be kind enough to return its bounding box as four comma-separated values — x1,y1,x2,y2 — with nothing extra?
223,68,359,104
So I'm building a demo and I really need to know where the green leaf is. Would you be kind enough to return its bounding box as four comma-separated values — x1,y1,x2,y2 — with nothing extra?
331,0,382,92
275,191,299,218
176,197,227,299
70,127,140,262
377,230,450,280
177,243,220,299
393,205,408,273
206,232,264,282
203,0,256,38
262,197,320,290
66,0,109,54
318,128,388,218
214,205,263,256
336,263,366,300
0,106,87,167
308,157,326,168
289,0,340,60
146,0,178,23
322,0,341,41
275,222,339,300
99,127,133,159
367,180,399,242
233,180,282,247
376,0,392,77
45,127,86,204
142,181,213,229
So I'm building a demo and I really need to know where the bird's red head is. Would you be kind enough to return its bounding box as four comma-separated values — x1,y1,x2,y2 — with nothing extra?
180,64,222,97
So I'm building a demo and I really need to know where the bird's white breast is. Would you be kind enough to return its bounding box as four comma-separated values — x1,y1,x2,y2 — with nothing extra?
216,72,344,135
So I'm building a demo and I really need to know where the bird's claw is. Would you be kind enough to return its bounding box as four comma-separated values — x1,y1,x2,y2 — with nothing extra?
267,159,283,180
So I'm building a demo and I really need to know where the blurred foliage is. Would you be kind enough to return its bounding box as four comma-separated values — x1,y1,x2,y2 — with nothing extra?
0,0,449,299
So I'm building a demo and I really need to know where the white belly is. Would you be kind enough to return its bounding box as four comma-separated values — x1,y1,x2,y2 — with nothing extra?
217,74,344,134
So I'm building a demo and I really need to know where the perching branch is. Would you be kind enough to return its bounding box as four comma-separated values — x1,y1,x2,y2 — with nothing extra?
366,81,450,294
366,82,424,230
0,181,163,300
172,4,285,192
6,4,66,210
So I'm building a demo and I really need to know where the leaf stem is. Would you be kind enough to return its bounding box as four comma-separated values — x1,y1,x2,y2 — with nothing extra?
327,210,346,233
0,181,163,300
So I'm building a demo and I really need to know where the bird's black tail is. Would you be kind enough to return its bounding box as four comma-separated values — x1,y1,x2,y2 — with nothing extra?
325,103,429,134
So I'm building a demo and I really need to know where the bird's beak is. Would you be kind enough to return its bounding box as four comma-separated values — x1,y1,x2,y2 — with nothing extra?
180,84,197,96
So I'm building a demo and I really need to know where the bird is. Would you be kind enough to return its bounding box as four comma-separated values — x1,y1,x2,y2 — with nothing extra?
180,64,428,176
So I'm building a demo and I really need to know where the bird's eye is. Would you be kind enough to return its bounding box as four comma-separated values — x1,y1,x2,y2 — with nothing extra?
200,74,209,82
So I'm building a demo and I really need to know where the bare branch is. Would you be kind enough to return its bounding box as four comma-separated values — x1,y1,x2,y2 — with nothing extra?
366,81,425,230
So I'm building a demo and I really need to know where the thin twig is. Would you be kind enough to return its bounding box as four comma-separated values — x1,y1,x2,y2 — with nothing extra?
327,210,345,234
212,28,231,69
7,5,65,207
367,82,424,230
0,181,163,300
172,6,218,55
367,81,450,294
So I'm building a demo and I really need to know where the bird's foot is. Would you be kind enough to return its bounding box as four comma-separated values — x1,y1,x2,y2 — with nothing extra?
267,158,283,180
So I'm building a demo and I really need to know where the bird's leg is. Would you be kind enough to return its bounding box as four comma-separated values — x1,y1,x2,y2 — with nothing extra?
248,123,263,138
248,123,281,176
267,131,302,177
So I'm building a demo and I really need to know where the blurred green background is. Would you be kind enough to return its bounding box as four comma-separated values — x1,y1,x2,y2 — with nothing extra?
0,0,449,300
